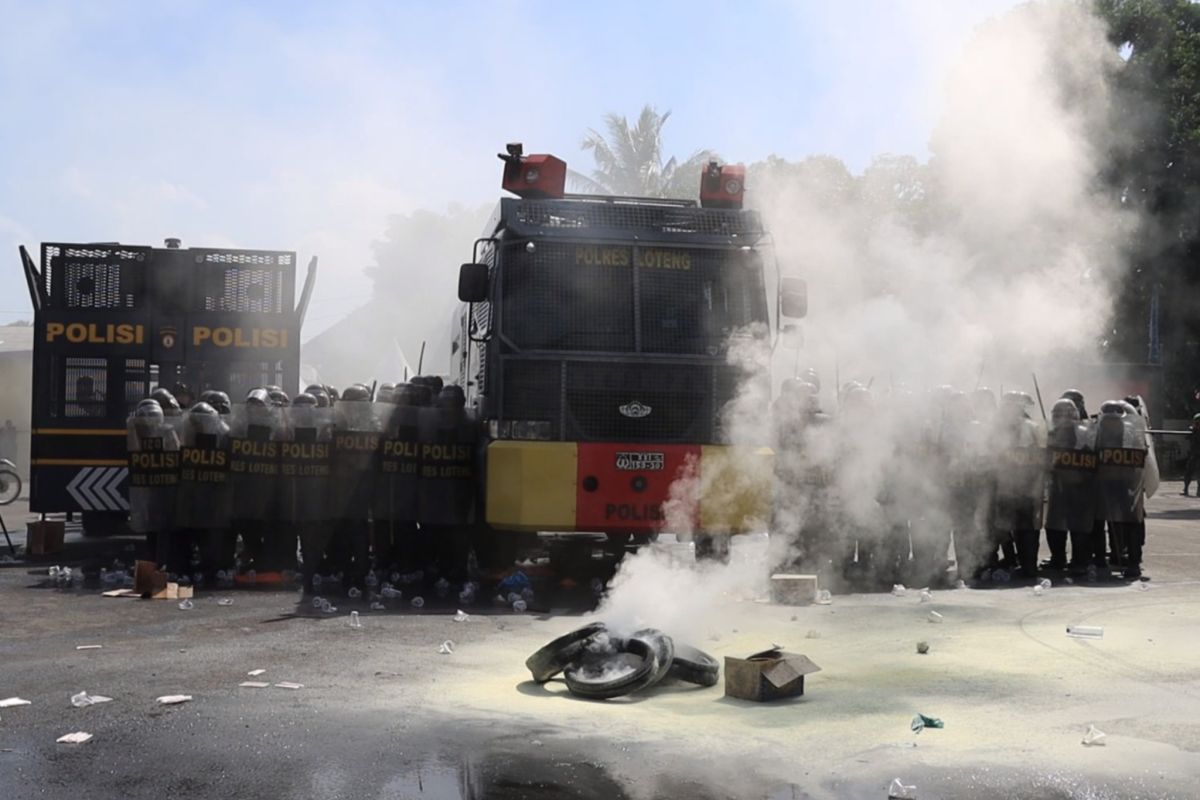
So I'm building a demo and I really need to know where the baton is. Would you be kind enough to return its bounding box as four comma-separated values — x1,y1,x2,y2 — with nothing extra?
1032,373,1047,422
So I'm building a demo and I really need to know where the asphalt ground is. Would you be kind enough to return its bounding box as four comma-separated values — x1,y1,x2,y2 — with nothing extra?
1,484,1198,799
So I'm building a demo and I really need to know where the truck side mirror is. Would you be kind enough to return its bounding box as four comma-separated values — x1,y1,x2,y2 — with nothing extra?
458,263,489,303
780,277,807,319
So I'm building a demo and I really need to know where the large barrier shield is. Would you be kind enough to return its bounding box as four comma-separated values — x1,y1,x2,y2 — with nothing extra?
177,403,232,531
281,395,333,590
373,383,427,570
1045,399,1096,534
417,385,478,528
127,399,182,536
1095,401,1147,525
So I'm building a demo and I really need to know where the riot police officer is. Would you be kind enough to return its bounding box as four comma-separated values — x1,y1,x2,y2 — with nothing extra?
1044,398,1096,573
374,382,427,575
417,383,477,585
177,401,232,583
330,383,380,593
228,388,282,581
280,392,333,594
990,392,1046,580
127,398,181,570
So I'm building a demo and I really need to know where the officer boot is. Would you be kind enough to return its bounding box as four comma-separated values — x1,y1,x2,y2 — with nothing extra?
1043,529,1068,570
1122,522,1144,580
1015,529,1040,579
1068,529,1090,573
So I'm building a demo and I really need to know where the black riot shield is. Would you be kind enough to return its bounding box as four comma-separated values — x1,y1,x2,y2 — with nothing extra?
128,402,182,537
330,398,381,520
280,403,333,524
177,403,232,531
417,386,478,528
1045,415,1096,534
1095,403,1147,525
229,403,282,523
373,384,426,571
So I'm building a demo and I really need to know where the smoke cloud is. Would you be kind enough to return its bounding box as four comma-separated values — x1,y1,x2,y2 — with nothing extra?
599,0,1139,618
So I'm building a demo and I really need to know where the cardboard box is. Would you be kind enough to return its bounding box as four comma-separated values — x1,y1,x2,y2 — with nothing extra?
724,648,821,702
770,573,819,606
131,560,193,600
26,521,65,556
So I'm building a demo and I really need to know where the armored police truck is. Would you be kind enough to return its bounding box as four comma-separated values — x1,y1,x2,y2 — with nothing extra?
453,145,806,562
19,239,316,534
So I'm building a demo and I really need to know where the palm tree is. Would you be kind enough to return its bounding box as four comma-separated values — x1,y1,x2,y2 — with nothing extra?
571,105,717,199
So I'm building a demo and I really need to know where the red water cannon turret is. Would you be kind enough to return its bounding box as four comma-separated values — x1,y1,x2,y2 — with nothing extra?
499,142,567,199
700,159,745,209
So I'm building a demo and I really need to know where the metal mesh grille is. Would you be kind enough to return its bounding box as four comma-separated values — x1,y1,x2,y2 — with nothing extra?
201,266,286,313
43,245,144,309
472,243,496,394
226,361,285,401
501,241,634,352
501,360,563,437
640,249,766,355
123,359,153,410
64,357,108,418
511,199,763,237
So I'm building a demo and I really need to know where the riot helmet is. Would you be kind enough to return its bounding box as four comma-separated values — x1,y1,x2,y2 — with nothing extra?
134,398,164,435
292,392,318,408
185,401,224,437
1050,398,1080,428
304,384,331,408
264,384,283,394
377,383,396,403
341,384,371,402
268,389,291,408
150,388,181,416
1099,400,1126,417
171,382,194,408
199,390,232,415
245,388,271,407
1060,389,1087,420
437,384,467,410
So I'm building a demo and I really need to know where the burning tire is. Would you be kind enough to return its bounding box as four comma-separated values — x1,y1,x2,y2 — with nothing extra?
525,622,608,684
668,644,720,687
632,628,675,686
562,633,662,700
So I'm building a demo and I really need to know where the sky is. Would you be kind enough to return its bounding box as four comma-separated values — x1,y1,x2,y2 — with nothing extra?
0,0,1019,334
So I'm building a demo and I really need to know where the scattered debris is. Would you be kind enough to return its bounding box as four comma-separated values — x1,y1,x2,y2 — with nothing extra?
955,579,968,590
411,596,425,609
178,599,194,610
1082,725,1107,746
815,589,832,605
348,587,362,599
916,641,929,655
217,598,234,606
724,648,821,702
239,681,270,688
155,695,192,705
888,777,918,800
512,599,528,612
274,682,303,690
56,732,93,745
454,609,469,622
1066,625,1103,640
247,669,265,676
1136,582,1150,592
370,601,386,611
927,611,943,624
75,645,102,651
1038,578,1052,590
348,611,363,629
891,584,907,597
70,692,113,707
439,640,455,655
918,589,932,603
911,713,944,734
0,698,31,708
1033,584,1045,597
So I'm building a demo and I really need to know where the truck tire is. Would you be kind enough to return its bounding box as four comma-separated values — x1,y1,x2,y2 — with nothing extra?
668,644,720,687
563,635,660,700
631,628,675,686
525,622,608,684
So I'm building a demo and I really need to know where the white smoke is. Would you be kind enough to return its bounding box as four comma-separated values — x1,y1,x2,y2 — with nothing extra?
599,0,1139,615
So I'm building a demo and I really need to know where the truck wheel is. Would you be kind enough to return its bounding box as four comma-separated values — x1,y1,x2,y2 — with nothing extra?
524,622,608,684
668,644,720,686
563,633,663,700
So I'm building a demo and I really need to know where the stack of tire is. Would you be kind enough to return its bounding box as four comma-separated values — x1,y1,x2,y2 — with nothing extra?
525,622,719,700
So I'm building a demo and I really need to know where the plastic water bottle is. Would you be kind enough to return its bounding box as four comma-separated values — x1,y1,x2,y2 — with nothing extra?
1038,578,1052,590
815,589,832,605
320,599,335,613
512,599,528,613
891,584,907,597
410,596,425,609
1066,625,1103,639
919,589,932,603
178,599,193,610
348,611,363,629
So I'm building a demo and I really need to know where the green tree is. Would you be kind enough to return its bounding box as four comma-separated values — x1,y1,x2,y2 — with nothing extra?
1096,0,1200,416
571,105,716,199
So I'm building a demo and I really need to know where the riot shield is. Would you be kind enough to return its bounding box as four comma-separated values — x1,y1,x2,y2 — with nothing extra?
330,398,381,520
228,403,283,523
373,385,425,570
279,402,333,523
127,402,182,536
417,387,478,528
1045,402,1096,534
177,403,232,531
1095,402,1146,524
